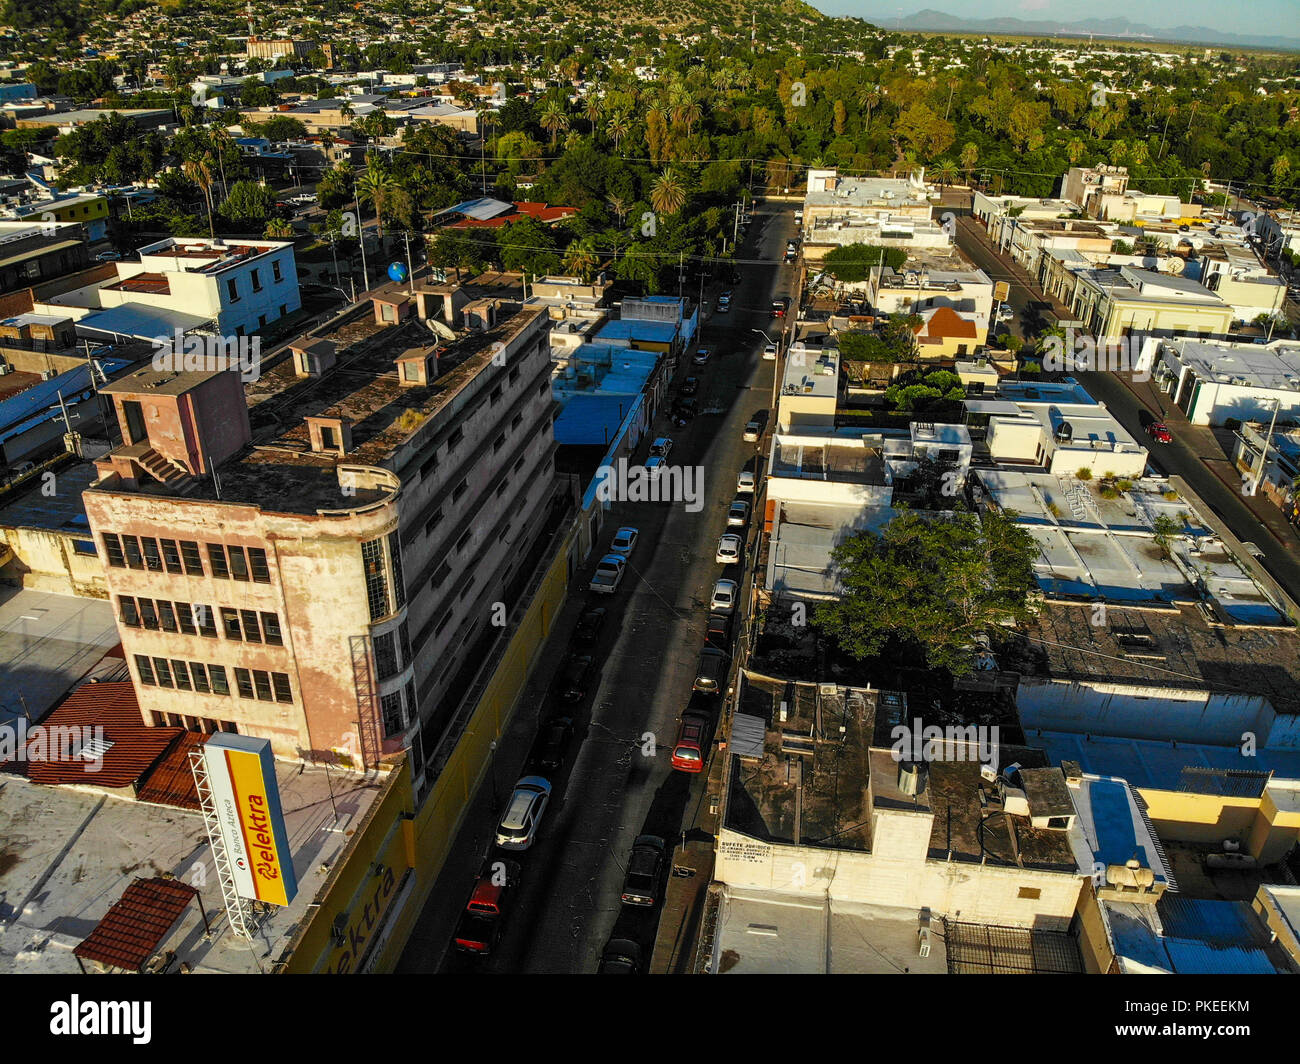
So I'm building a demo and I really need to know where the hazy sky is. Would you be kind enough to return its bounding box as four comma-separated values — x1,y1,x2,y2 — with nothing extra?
810,0,1300,36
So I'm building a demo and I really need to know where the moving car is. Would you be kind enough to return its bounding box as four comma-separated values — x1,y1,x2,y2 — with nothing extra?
693,646,728,694
598,938,643,974
794,209,803,224
743,418,762,441
716,292,732,313
710,578,739,613
573,606,606,645
671,713,710,773
716,533,742,564
610,526,639,557
650,437,673,459
452,859,521,954
1146,422,1172,444
527,717,574,774
495,777,552,850
784,247,797,263
680,376,699,397
558,654,594,703
589,553,627,594
620,835,666,907
771,298,788,318
737,469,756,493
693,347,711,365
727,499,750,527
762,343,777,360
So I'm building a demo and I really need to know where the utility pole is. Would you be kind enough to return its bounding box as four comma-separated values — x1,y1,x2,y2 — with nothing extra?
1251,398,1282,498
355,186,370,294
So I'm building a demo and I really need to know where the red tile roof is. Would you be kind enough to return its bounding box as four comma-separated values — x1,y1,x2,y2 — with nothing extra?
136,731,206,810
74,877,198,972
0,680,185,789
447,201,576,229
912,305,979,342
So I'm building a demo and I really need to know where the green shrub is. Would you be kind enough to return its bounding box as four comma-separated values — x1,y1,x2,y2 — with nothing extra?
1076,467,1093,481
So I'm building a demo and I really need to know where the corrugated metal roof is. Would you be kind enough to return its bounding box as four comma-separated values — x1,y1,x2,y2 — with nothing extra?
0,357,131,441
73,876,198,971
730,713,766,759
76,304,210,339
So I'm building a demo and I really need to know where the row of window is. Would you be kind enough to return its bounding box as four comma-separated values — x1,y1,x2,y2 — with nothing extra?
101,534,271,583
362,531,407,623
415,364,529,483
149,711,239,736
224,259,285,305
381,678,419,738
134,654,293,703
119,595,217,637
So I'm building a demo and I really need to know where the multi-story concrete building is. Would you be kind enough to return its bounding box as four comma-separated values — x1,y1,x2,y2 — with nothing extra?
1061,164,1130,216
81,286,559,799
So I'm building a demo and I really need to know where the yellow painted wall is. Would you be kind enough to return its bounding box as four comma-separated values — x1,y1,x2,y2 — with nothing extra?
1075,881,1118,974
1141,788,1259,845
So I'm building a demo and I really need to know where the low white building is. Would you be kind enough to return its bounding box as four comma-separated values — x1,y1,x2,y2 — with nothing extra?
1152,337,1300,426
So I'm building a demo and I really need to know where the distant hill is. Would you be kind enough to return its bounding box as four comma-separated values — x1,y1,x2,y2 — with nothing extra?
864,7,1300,53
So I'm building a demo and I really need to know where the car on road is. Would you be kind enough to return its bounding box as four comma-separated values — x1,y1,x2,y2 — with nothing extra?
573,606,607,646
784,247,797,263
94,250,121,262
495,777,552,850
291,193,317,204
680,376,699,397
716,291,732,313
771,298,788,318
762,343,777,360
671,713,710,773
598,938,643,974
672,398,697,423
1146,422,1172,444
610,526,639,557
705,611,732,649
737,469,756,493
644,455,667,476
620,835,666,907
996,305,1015,322
649,437,673,459
693,347,711,365
558,654,594,703
710,578,739,613
743,418,762,441
716,533,742,564
693,646,728,694
589,553,627,594
727,499,750,527
794,209,803,225
527,716,574,775
452,859,521,954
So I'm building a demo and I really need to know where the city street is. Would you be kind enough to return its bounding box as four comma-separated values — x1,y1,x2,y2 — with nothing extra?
396,200,800,974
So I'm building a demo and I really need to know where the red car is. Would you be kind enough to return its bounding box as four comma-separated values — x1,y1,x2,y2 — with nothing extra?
671,713,710,773
453,860,520,954
1146,422,1172,444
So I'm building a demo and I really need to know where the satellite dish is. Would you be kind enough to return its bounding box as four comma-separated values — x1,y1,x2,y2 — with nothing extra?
1159,256,1185,275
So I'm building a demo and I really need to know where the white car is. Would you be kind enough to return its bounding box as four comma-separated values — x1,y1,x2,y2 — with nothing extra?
762,343,777,360
610,526,639,557
589,553,627,594
710,578,739,613
650,437,673,459
737,470,755,493
716,534,742,564
693,347,711,365
743,419,761,442
727,499,750,527
495,776,552,850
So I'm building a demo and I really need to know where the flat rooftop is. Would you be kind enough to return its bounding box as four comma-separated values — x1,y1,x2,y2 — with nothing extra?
0,761,386,974
770,434,888,485
1161,338,1300,392
0,460,99,534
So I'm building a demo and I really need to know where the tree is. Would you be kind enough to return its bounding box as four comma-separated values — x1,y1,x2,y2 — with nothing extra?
496,216,560,276
650,169,687,216
183,155,216,239
562,236,600,281
813,509,1040,675
355,156,400,243
606,111,631,150
837,331,895,369
219,179,278,229
539,99,569,148
1151,513,1181,560
822,243,905,282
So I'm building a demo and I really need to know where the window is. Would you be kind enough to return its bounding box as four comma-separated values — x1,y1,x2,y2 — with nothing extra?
424,510,443,537
180,540,204,575
207,543,229,579
493,433,505,453
234,668,255,699
509,367,520,385
135,655,155,685
222,608,242,640
404,678,418,723
226,278,240,302
362,537,389,621
272,672,292,703
495,480,508,498
430,561,451,588
398,621,412,666
381,690,404,735
272,259,283,283
511,413,523,431
153,657,174,689
119,596,141,627
160,539,183,574
102,534,125,567
262,612,282,646
209,665,230,696
157,601,178,633
141,538,162,571
253,670,273,701
191,663,210,694
139,598,159,630
240,609,262,643
177,602,196,636
171,660,192,691
513,455,525,474
248,547,271,583
452,479,467,502
435,609,454,635
194,604,216,638
374,631,399,680
251,268,262,292
456,530,472,553
447,426,464,450
228,545,249,581
73,539,98,557
419,452,439,479
388,531,406,609
489,385,502,406
537,379,549,398
122,536,144,569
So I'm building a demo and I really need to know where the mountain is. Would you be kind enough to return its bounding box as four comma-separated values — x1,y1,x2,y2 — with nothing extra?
859,7,1300,52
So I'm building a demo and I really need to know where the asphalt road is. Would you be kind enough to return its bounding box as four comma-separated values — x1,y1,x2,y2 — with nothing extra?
396,201,800,974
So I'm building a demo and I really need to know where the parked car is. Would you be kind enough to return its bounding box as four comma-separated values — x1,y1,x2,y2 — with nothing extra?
716,533,742,564
762,343,777,360
495,777,552,850
620,835,666,907
645,455,667,476
649,437,673,459
94,250,121,262
783,248,797,263
673,398,697,423
727,499,750,527
1146,422,1172,444
610,526,639,557
558,654,594,703
598,937,643,974
710,578,739,613
771,298,788,318
705,611,732,650
794,209,804,224
693,646,728,694
527,716,574,774
452,859,521,954
573,606,607,645
737,469,756,493
589,553,627,594
680,376,699,397
671,713,710,773
693,347,711,365
743,419,762,441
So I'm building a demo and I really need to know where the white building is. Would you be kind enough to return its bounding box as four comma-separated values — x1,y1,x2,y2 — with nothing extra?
1152,337,1300,426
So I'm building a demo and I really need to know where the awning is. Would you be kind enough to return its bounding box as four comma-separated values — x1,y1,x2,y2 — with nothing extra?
76,304,212,341
74,877,205,972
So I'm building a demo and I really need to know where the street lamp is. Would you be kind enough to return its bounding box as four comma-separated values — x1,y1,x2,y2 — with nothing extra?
752,327,784,408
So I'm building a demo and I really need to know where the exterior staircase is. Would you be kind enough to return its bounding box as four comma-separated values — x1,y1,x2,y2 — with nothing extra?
137,448,190,486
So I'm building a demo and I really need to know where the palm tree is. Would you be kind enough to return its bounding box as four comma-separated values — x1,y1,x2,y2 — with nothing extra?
563,237,599,281
264,218,295,239
208,127,236,200
606,111,631,150
355,157,399,247
935,159,958,189
960,141,979,177
1066,138,1086,165
607,194,629,227
650,168,687,216
183,155,216,239
584,91,602,129
539,99,569,148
